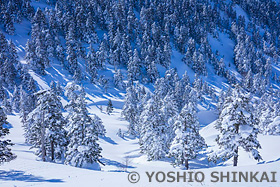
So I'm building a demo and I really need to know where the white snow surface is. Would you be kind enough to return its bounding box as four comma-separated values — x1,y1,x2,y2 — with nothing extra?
0,109,280,187
0,1,280,187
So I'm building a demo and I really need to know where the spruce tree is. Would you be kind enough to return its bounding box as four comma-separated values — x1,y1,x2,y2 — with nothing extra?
86,43,98,82
114,69,125,90
140,96,168,160
65,89,102,168
209,86,262,166
122,85,139,136
12,86,20,112
0,106,16,163
91,114,106,137
0,82,6,102
168,102,205,169
2,98,12,115
127,49,141,82
106,99,113,115
24,89,66,162
3,10,15,35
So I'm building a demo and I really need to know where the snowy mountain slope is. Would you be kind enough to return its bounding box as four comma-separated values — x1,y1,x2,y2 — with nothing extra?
200,121,280,167
0,0,280,186
1,111,280,187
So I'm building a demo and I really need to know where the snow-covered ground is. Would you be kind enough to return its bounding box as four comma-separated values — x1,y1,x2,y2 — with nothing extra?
1,104,280,187
1,1,280,186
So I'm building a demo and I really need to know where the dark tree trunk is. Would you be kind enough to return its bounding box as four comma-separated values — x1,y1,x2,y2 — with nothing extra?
41,145,46,162
41,124,46,161
233,149,238,166
41,112,46,162
185,159,189,170
233,123,240,167
51,140,54,161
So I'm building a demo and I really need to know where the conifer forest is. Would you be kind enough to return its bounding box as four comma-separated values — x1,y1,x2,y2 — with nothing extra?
0,0,280,186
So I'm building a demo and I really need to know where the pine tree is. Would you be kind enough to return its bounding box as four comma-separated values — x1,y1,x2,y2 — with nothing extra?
0,33,16,88
243,69,253,91
19,85,29,123
127,49,141,82
122,85,139,136
24,90,67,162
96,34,109,69
86,43,98,82
264,58,272,84
7,40,20,69
64,82,83,121
253,73,266,96
193,51,207,76
27,77,37,93
256,94,279,135
12,86,20,112
56,82,63,96
25,8,49,74
161,91,179,145
116,128,124,138
168,102,205,169
56,44,65,65
140,96,168,160
3,10,15,35
0,106,16,163
0,82,7,102
183,38,195,66
114,69,125,90
50,81,63,96
65,24,82,79
176,72,191,110
2,97,12,115
91,114,106,137
25,39,36,70
163,42,172,68
65,90,102,168
146,60,159,83
106,99,113,115
215,58,226,76
45,29,55,57
84,12,98,44
2,59,16,88
209,86,262,166
50,81,57,93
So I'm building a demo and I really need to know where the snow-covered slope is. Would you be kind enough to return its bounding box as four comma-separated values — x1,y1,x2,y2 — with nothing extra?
1,0,280,186
201,121,280,167
1,110,280,187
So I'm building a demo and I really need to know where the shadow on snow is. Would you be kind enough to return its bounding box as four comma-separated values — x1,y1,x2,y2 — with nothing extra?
100,158,135,169
99,136,118,145
0,170,64,183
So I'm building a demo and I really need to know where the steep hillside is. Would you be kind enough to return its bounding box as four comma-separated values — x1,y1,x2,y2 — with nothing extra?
0,0,280,186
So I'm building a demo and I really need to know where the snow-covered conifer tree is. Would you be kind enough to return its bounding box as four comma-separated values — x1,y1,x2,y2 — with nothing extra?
161,91,179,145
86,44,98,82
106,99,113,115
127,49,141,82
168,102,205,169
140,96,168,160
91,114,106,137
12,86,20,112
0,106,16,163
209,86,262,166
24,89,66,162
2,98,12,115
65,89,102,168
122,85,139,136
114,69,125,90
0,82,6,102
